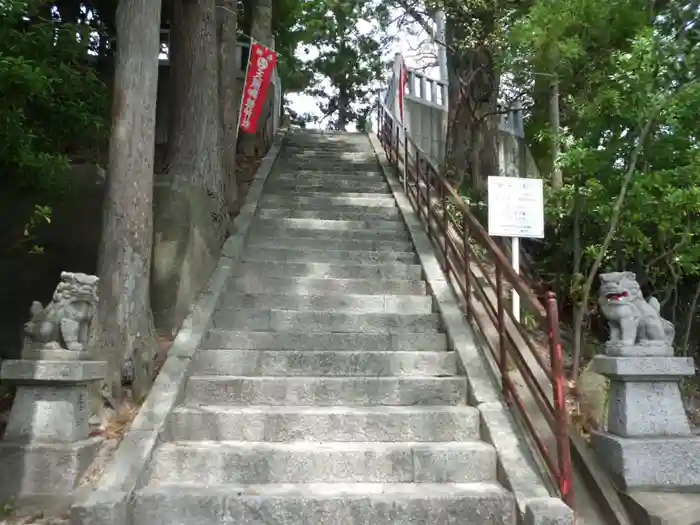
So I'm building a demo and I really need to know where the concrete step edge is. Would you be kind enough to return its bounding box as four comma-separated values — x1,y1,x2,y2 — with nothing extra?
218,293,433,313
201,330,448,351
170,405,476,415
146,440,498,483
242,247,416,261
237,260,422,271
156,440,496,453
135,481,512,498
189,350,457,376
132,481,517,523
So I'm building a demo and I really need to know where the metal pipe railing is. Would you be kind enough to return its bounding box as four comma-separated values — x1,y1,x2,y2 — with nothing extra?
376,101,575,510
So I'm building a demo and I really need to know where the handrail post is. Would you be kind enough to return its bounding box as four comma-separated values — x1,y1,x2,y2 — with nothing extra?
417,153,423,220
426,163,432,238
393,123,399,169
462,214,471,320
442,183,449,272
402,127,408,194
546,292,575,510
496,266,507,396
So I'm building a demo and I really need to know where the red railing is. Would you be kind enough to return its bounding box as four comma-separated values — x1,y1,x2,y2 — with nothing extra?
377,102,574,509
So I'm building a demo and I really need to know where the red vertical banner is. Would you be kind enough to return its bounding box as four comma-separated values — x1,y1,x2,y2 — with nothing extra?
398,57,408,124
239,42,278,134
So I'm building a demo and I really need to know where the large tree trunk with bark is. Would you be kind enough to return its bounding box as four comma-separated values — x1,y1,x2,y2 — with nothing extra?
443,18,499,194
337,86,350,131
96,0,162,403
166,0,227,219
151,0,228,336
242,0,272,156
218,0,239,213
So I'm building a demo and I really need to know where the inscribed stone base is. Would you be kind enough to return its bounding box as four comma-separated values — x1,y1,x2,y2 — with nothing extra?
590,355,694,381
590,355,694,437
604,343,674,358
4,383,91,443
607,380,691,437
591,431,700,491
1,360,106,443
0,437,102,504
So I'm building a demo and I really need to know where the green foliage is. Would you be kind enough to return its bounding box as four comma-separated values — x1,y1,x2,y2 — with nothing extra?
273,0,313,93
299,0,391,130
505,0,700,350
0,0,109,193
3,204,53,256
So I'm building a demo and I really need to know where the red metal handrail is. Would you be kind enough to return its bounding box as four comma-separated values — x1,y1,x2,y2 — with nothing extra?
377,102,575,509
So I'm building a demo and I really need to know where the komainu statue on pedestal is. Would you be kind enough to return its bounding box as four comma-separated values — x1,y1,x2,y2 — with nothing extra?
598,271,674,346
23,271,99,353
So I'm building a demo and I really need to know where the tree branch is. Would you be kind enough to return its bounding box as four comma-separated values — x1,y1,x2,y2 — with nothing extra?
390,0,453,52
681,280,700,355
581,108,660,298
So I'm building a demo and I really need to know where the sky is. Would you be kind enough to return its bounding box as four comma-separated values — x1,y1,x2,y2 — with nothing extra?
285,10,442,131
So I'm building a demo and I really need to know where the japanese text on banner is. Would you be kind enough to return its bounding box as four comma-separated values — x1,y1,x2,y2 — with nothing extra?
239,42,278,135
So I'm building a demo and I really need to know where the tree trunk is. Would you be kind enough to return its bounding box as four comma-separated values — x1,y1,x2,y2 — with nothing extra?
571,187,584,381
150,0,227,336
527,73,554,177
96,0,162,402
337,86,350,131
166,0,227,237
550,74,563,188
443,18,498,194
242,0,272,156
218,0,239,215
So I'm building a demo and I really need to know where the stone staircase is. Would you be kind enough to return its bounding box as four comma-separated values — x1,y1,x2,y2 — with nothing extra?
131,131,517,524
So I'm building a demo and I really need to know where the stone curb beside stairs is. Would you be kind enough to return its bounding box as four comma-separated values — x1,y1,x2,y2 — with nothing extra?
367,132,574,525
69,129,287,525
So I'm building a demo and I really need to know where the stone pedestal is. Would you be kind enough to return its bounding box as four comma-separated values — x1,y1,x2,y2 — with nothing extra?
0,359,106,508
590,349,700,490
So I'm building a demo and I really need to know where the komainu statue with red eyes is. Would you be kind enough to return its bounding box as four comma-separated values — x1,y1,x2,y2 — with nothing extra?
598,271,674,347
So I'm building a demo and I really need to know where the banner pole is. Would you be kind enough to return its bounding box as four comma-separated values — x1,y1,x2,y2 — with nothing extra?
235,38,256,146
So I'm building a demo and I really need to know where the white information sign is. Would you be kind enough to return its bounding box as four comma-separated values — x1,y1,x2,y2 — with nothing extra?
487,176,544,238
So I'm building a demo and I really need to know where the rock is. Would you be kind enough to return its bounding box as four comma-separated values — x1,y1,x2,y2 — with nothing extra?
578,360,609,432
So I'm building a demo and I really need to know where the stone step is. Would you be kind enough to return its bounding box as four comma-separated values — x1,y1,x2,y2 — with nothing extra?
190,350,456,377
265,188,391,198
259,200,397,213
201,331,448,352
221,292,432,314
243,246,416,264
282,148,372,155
276,161,381,171
165,405,480,442
247,236,414,253
252,217,406,233
249,226,410,242
184,376,467,406
228,275,426,295
286,136,369,142
236,261,422,280
256,207,401,221
283,141,370,148
145,440,497,484
265,180,390,193
270,170,385,180
132,483,516,525
279,149,376,158
260,193,396,208
210,309,442,333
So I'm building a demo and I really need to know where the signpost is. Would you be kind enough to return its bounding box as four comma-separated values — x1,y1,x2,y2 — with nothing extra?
492,103,542,322
487,175,544,321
